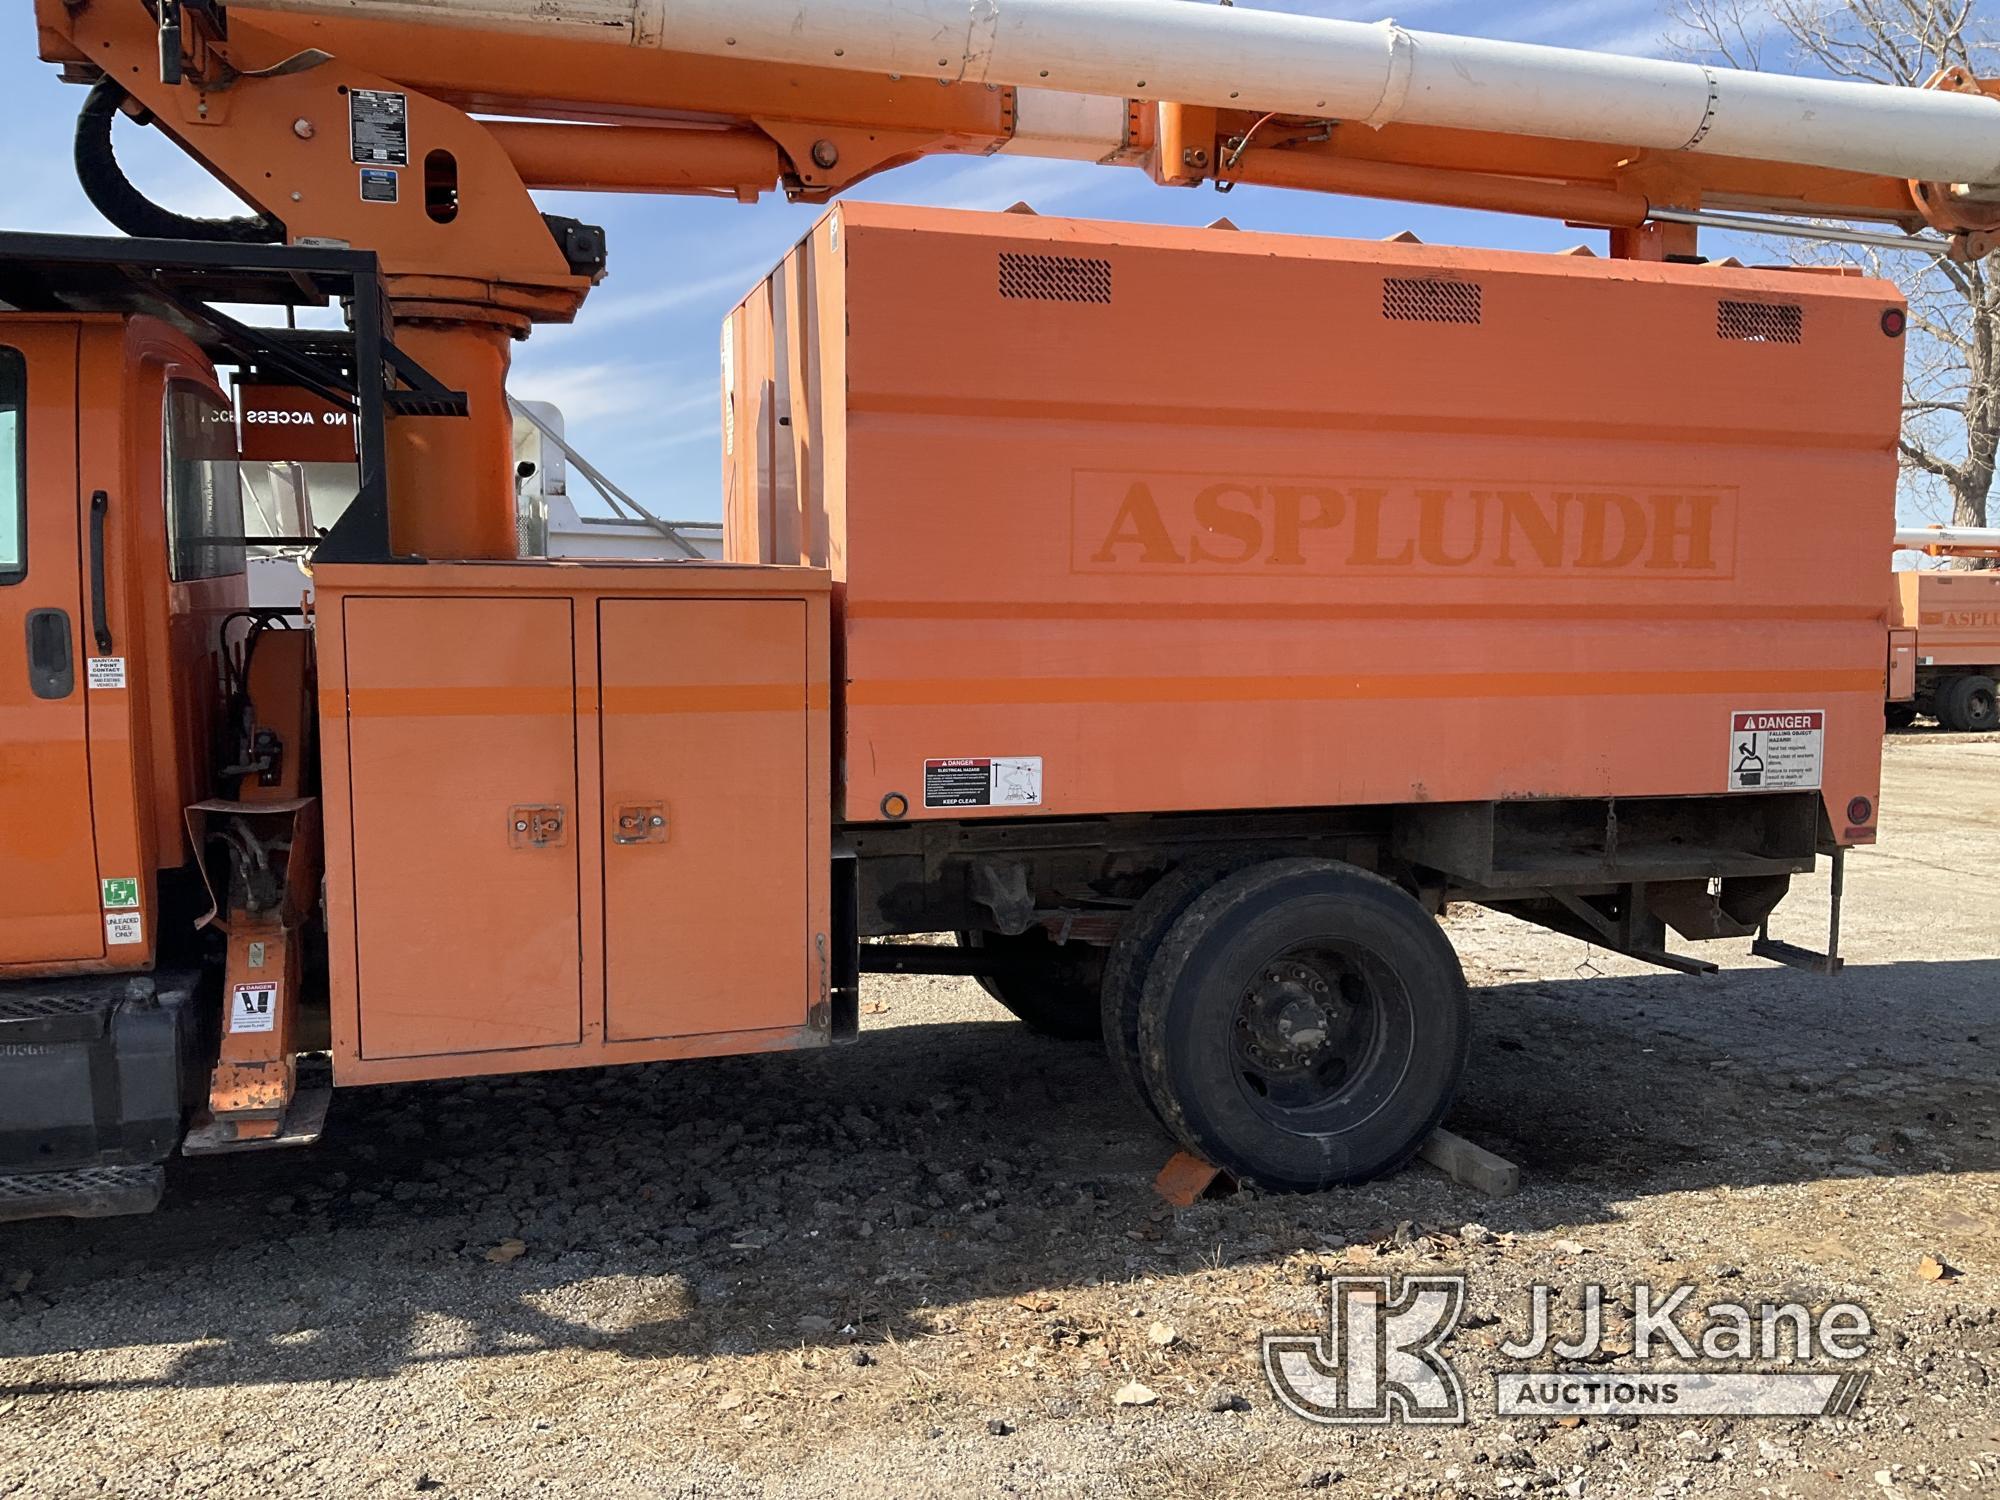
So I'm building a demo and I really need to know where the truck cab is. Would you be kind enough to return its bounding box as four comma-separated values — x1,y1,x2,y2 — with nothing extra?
0,242,347,1220
0,312,246,978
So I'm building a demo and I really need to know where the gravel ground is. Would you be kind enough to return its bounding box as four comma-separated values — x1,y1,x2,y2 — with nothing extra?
2,733,1998,1499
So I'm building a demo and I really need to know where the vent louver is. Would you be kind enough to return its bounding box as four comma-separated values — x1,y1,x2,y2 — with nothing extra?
1383,278,1483,324
1717,300,1804,344
999,252,1113,303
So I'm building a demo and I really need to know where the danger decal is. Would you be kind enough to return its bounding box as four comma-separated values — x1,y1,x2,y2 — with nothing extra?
923,757,1043,809
231,983,278,1035
1727,711,1824,793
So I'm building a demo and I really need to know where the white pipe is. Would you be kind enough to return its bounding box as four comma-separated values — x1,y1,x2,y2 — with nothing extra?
241,0,2000,187
1001,89,1131,162
1648,208,1952,255
1895,525,2000,552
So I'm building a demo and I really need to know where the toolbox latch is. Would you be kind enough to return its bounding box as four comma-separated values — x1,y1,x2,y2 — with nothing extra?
508,805,568,849
613,803,668,845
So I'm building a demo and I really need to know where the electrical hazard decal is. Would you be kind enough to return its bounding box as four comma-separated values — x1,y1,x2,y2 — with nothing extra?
230,983,278,1035
923,757,1043,809
1727,710,1824,792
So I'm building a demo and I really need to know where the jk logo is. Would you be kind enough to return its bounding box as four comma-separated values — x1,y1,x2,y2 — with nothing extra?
1263,1274,1468,1425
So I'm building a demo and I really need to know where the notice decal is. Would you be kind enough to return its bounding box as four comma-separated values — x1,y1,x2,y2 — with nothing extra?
105,912,143,947
1727,710,1824,792
923,757,1043,809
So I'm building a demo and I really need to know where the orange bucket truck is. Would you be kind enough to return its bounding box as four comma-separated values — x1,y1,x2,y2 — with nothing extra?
1888,529,2000,732
1,0,1988,1216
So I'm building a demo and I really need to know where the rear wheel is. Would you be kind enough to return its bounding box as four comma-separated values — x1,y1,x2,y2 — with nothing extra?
957,928,1106,1040
1940,674,1998,734
1100,857,1259,1123
1137,859,1470,1191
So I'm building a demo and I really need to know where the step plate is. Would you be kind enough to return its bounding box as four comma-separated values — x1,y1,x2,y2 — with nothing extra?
0,1164,164,1224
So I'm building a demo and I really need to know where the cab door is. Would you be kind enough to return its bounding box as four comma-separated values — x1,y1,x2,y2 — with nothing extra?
0,324,102,965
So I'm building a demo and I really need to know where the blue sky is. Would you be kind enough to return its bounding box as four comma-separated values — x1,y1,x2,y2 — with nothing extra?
0,1,1917,524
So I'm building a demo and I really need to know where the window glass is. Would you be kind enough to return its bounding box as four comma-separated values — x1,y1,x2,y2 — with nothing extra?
165,382,244,582
0,348,23,584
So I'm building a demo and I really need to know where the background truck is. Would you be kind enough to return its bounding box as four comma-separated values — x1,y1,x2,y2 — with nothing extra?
5,0,1995,1220
1887,528,2000,733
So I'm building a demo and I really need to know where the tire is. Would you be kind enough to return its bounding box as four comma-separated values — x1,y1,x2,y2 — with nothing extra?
957,928,1106,1040
1940,674,1999,734
1136,859,1470,1192
1100,856,1261,1124
1885,702,1918,731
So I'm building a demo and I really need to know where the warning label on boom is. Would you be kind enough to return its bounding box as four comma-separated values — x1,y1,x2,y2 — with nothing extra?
350,89,409,167
1726,710,1824,792
923,757,1043,809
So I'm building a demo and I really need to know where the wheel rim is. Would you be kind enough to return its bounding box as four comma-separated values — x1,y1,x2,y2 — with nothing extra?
1973,686,1997,727
1227,942,1413,1131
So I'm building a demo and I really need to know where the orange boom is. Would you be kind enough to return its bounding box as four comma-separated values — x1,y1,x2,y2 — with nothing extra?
0,0,1981,1217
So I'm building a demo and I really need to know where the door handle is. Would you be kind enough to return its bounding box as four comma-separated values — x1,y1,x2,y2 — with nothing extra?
25,609,75,700
89,490,113,653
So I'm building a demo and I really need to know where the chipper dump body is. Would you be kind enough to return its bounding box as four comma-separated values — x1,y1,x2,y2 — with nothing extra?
1888,570,2000,733
727,205,1897,835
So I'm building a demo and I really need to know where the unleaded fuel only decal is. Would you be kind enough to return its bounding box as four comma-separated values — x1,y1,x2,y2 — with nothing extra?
1727,710,1824,792
923,757,1043,809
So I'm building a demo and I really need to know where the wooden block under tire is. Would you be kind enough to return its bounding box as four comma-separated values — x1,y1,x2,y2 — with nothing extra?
1419,1127,1521,1198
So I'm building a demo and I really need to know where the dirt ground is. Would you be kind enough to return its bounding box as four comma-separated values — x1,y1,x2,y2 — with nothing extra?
2,733,1998,1499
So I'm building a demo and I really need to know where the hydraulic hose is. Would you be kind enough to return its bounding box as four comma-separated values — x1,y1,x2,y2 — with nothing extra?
74,77,285,244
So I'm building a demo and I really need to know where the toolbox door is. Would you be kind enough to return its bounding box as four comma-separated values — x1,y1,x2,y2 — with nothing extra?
345,596,583,1058
0,325,104,965
599,598,809,1040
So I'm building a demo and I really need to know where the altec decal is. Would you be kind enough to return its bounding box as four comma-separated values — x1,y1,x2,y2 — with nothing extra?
1071,473,1738,578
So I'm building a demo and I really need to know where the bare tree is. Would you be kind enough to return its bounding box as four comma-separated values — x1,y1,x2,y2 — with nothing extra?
1669,0,1999,552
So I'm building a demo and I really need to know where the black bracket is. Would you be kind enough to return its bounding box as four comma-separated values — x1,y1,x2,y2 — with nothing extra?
1544,884,1719,976
0,232,465,568
381,340,470,418
157,1,233,87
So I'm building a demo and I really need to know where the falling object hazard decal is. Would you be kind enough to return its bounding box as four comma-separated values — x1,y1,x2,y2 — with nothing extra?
1727,710,1824,792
